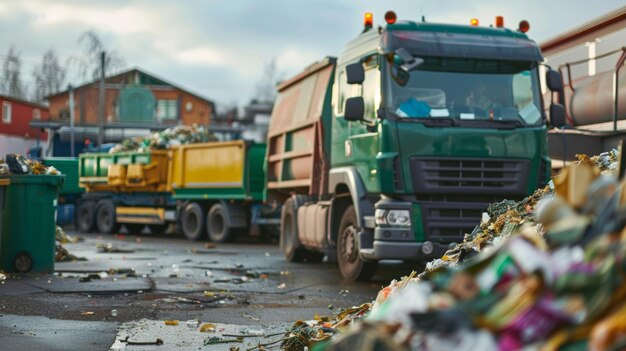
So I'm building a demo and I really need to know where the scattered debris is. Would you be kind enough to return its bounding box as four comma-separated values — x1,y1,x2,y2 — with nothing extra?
243,314,260,322
204,336,243,346
164,320,179,326
97,243,135,253
277,283,286,289
81,311,94,316
199,323,216,333
118,336,163,346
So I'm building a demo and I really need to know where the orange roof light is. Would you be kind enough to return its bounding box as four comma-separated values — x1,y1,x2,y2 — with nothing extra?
495,16,504,28
470,18,479,26
385,11,397,25
364,12,374,28
518,20,530,33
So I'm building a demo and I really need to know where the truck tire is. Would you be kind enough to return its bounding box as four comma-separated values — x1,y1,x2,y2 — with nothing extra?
181,202,206,241
77,201,97,233
206,203,234,243
337,205,377,281
281,197,307,262
96,200,122,234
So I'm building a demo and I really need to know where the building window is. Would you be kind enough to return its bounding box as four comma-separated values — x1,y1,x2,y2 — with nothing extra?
32,109,41,120
2,102,11,124
156,99,178,120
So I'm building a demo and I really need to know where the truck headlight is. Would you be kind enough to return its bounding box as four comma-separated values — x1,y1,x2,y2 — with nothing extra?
386,210,411,227
375,209,411,227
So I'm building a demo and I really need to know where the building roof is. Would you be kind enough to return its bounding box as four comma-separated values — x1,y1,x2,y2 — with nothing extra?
0,94,48,110
46,67,215,107
540,5,626,52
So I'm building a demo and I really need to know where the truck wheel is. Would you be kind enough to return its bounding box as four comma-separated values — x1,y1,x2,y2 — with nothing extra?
181,202,206,241
77,201,96,233
125,224,144,234
207,203,234,243
96,200,122,234
337,205,377,281
281,197,307,262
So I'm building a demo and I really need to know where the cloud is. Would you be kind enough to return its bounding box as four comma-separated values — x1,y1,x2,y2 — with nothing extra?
0,0,624,106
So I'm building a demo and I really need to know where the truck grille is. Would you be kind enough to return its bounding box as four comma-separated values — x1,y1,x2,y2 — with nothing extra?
410,157,529,195
411,157,529,243
416,194,506,242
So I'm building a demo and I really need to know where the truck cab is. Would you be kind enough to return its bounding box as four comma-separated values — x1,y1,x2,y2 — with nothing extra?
268,12,550,281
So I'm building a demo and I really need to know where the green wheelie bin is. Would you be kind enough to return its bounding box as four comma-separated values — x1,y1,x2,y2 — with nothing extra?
0,174,64,273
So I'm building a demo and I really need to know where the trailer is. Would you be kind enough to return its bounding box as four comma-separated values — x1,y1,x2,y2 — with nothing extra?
77,140,278,241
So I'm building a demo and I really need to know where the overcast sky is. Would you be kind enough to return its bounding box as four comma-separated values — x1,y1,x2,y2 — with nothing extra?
1,0,624,109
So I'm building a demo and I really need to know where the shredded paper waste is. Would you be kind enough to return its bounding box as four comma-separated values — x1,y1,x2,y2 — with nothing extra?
0,154,60,175
274,149,626,351
108,124,218,153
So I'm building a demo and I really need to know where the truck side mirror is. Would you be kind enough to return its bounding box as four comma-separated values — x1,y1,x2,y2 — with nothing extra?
550,103,566,128
546,70,563,92
344,97,364,121
346,63,364,84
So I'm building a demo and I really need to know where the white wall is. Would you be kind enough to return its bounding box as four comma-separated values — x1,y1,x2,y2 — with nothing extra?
0,134,46,157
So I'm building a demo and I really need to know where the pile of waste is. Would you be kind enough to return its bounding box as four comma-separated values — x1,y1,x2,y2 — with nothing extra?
307,153,626,350
0,154,60,175
55,226,86,262
108,124,217,153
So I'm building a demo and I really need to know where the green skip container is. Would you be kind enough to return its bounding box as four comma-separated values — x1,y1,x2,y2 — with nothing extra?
0,174,64,273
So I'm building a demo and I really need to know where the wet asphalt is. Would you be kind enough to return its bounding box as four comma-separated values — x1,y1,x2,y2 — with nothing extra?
0,228,417,350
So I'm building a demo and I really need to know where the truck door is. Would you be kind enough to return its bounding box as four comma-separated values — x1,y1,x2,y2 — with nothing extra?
332,56,381,192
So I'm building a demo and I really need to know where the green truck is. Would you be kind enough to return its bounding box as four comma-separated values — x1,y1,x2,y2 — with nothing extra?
266,12,552,281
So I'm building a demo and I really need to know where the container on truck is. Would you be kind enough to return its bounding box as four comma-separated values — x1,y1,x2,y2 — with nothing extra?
267,12,553,281
77,140,278,242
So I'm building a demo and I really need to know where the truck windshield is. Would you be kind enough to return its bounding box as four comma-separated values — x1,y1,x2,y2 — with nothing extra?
386,58,543,127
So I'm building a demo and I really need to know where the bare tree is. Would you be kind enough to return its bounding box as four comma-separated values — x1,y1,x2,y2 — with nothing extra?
71,30,125,81
1,46,26,99
32,49,66,103
254,58,279,103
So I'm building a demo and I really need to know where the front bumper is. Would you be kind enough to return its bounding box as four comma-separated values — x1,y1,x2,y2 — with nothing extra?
360,239,453,261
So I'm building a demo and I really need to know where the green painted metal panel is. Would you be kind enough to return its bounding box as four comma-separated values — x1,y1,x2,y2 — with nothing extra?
246,143,267,201
43,157,83,194
172,188,248,201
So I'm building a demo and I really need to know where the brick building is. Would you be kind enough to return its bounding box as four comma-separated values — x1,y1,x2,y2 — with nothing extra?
46,68,215,128
0,95,48,155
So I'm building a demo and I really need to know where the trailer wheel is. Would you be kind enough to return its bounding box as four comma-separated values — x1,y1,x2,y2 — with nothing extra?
337,205,377,281
96,200,121,234
206,203,234,243
77,201,97,233
181,202,206,241
281,197,307,262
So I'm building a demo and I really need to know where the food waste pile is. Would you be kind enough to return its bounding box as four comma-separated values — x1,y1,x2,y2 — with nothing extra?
108,124,218,153
278,150,626,351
